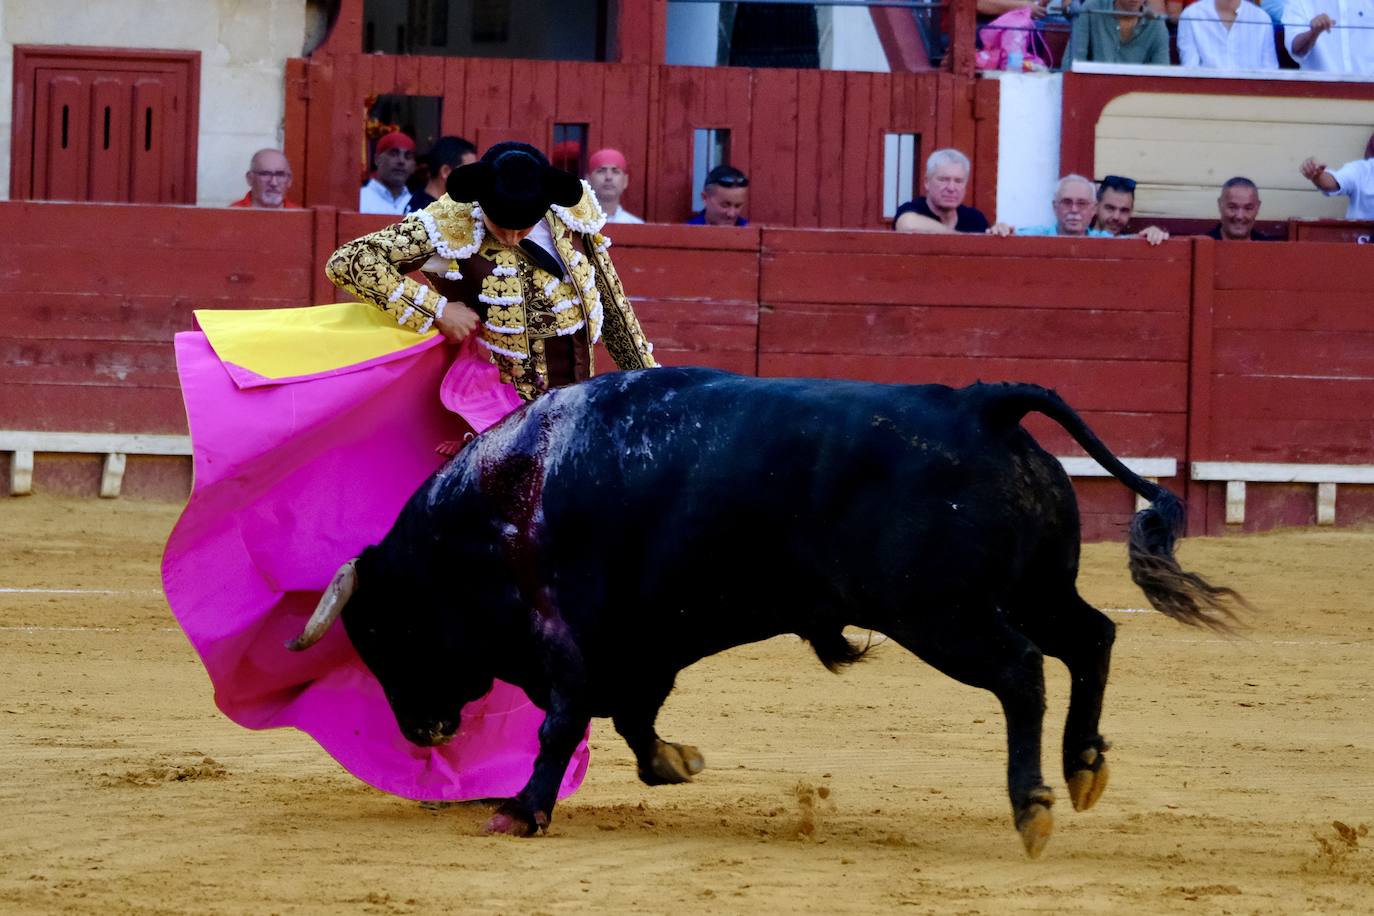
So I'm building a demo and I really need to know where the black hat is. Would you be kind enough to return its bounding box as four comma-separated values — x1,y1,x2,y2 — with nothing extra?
447,141,584,231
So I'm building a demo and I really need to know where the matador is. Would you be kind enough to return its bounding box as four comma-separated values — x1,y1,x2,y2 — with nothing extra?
326,140,657,402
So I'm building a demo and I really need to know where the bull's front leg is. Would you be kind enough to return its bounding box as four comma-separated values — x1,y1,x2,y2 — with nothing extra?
486,597,589,836
485,689,590,836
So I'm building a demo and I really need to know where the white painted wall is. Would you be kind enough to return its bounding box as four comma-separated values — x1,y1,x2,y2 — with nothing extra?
819,8,889,73
992,70,1064,229
0,0,306,206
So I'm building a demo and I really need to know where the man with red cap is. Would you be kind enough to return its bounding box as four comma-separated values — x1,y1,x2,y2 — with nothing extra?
329,141,657,403
587,148,643,224
359,130,417,215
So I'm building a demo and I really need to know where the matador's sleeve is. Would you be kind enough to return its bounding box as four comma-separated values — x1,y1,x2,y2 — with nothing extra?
324,215,446,334
586,233,658,370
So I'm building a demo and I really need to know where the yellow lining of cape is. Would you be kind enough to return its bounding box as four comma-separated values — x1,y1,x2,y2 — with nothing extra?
195,302,439,380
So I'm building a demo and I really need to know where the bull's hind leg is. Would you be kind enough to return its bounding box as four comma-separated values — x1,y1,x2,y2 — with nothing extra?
886,611,1055,858
612,675,705,785
1009,592,1115,813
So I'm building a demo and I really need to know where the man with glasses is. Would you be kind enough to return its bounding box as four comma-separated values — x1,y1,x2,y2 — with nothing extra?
231,149,299,209
687,165,750,227
1091,175,1170,245
989,174,1116,237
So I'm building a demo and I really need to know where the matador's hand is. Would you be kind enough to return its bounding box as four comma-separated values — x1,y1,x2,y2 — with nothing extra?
434,303,480,342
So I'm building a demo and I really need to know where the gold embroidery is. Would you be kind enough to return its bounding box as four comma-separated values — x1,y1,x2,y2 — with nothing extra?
325,187,656,401
325,217,438,333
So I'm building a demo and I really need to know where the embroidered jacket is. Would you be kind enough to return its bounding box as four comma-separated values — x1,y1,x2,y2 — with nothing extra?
326,182,656,400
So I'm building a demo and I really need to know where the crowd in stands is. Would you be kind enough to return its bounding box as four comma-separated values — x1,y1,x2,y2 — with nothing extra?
893,141,1373,239
979,0,1374,74
233,128,1374,234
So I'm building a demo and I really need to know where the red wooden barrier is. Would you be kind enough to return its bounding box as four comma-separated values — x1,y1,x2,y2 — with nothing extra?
1190,240,1374,532
0,202,315,435
3,200,1372,540
758,230,1193,540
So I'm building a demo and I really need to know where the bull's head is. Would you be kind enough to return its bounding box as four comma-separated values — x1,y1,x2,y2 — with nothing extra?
287,549,495,747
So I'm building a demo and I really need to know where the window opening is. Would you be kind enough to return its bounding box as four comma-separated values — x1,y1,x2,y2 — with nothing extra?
882,132,918,220
552,123,588,176
692,128,732,203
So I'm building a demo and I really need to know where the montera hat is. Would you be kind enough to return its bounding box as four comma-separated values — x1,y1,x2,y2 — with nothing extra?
447,141,583,231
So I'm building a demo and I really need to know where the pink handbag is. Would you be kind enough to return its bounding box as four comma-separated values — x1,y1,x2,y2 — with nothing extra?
976,7,1051,71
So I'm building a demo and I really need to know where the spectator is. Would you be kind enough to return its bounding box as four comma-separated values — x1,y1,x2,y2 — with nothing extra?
1091,175,1171,244
1300,132,1374,219
359,131,416,215
1068,0,1171,67
1285,0,1374,74
1179,0,1279,69
893,149,990,234
687,166,750,227
1206,176,1278,239
988,174,1116,237
587,148,644,224
406,136,477,213
231,149,300,209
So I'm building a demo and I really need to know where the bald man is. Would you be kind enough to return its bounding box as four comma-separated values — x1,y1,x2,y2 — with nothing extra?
231,149,300,209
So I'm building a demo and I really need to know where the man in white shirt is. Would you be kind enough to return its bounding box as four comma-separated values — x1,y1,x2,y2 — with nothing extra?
1285,0,1374,74
586,148,644,224
359,131,416,215
1299,134,1374,219
1178,0,1279,70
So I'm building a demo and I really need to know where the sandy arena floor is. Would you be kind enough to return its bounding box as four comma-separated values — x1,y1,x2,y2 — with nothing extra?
1,494,1371,914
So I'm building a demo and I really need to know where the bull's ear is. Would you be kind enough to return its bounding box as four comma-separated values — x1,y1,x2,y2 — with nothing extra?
286,559,357,651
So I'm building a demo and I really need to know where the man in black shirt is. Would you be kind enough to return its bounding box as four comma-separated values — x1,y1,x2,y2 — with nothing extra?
893,149,990,234
406,136,478,214
1205,177,1279,241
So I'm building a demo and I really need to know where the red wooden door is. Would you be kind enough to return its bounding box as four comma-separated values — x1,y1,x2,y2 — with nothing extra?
12,47,199,204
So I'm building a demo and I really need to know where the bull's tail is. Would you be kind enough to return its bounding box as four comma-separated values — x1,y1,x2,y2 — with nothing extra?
980,383,1248,633
805,627,874,673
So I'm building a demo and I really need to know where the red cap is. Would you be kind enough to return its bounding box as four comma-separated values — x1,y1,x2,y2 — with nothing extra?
374,131,416,156
588,148,628,173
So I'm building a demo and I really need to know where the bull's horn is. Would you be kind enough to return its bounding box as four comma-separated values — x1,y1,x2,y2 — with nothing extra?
285,559,357,651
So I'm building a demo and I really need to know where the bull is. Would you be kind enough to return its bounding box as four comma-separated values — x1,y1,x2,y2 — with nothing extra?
288,367,1243,857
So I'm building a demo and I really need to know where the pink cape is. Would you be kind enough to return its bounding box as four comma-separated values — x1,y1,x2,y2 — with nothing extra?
161,321,590,801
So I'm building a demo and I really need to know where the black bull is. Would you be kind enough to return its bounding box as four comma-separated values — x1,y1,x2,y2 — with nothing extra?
289,367,1243,857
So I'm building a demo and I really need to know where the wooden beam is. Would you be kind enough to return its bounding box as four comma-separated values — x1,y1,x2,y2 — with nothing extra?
614,0,667,65
10,450,33,496
1192,462,1374,484
100,453,127,499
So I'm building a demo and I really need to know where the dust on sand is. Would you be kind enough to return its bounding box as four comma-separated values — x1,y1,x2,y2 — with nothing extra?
2,495,1371,914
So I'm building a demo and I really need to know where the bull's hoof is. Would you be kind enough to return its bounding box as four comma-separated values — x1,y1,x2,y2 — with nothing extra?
1066,744,1111,812
484,801,548,837
1067,759,1111,812
1015,788,1055,859
640,741,706,785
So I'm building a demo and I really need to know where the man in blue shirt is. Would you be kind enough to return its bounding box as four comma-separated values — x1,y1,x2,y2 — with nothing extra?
687,165,750,226
989,174,1115,238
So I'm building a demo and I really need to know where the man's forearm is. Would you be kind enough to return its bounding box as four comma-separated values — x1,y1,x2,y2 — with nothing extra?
1291,28,1320,57
1311,170,1341,192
